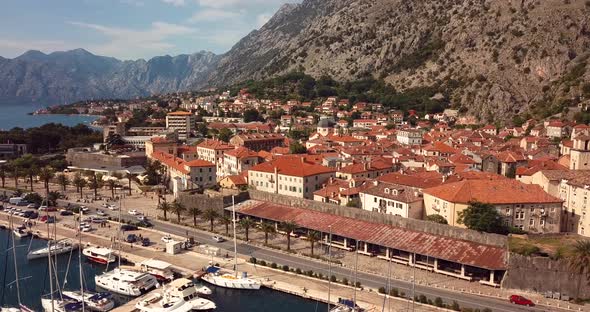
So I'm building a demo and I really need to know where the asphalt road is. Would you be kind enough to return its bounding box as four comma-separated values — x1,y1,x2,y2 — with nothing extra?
58,199,558,312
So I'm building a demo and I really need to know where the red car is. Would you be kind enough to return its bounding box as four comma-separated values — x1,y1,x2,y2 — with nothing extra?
509,295,534,306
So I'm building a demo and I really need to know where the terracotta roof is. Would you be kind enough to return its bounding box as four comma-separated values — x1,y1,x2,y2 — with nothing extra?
378,171,444,189
197,139,234,150
167,111,192,116
225,147,258,159
362,182,423,203
338,158,392,174
249,157,335,177
424,179,562,204
236,201,506,270
185,159,215,167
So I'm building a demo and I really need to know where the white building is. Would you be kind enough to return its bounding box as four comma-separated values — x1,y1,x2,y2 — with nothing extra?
166,111,195,140
360,182,424,219
222,147,260,177
396,129,423,145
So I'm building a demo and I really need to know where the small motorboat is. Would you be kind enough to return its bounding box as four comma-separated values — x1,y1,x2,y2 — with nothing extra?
195,285,212,296
61,291,115,312
13,226,30,238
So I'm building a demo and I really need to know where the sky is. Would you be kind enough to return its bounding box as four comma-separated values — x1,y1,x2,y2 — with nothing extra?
0,0,295,60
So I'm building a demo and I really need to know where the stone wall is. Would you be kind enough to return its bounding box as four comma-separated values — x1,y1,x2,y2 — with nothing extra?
177,190,249,215
503,253,589,299
248,190,507,248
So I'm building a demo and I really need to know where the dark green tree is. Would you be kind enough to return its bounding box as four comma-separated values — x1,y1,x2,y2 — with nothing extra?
457,201,507,234
289,141,307,154
426,214,448,225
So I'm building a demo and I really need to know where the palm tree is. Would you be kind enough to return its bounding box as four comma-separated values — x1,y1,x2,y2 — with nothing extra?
125,172,134,195
239,217,256,241
203,208,219,232
25,166,38,191
280,221,299,251
87,173,103,199
56,174,69,192
157,201,171,221
0,165,6,188
38,166,55,196
219,215,231,235
259,221,276,245
171,200,186,223
307,230,321,256
72,173,86,198
568,240,590,298
106,179,117,199
188,206,202,226
11,163,19,189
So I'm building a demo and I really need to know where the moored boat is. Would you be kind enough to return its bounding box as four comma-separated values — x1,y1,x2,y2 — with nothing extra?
201,266,261,290
27,239,78,260
61,291,115,312
82,246,116,265
12,226,30,238
95,268,158,297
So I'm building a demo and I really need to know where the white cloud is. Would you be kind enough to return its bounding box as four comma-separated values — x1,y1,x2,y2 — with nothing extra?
188,9,241,22
162,0,186,6
256,12,273,28
68,21,198,59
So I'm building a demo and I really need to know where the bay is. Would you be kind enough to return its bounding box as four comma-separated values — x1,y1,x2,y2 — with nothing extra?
0,229,328,311
0,102,99,130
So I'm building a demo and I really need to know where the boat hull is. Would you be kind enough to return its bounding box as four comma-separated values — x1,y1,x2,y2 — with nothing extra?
201,274,261,290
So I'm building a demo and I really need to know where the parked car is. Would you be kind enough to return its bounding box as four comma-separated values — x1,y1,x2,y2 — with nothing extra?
96,210,107,216
161,235,174,243
136,215,147,221
23,211,38,219
60,210,74,216
26,203,38,209
39,206,48,211
125,234,138,243
128,209,140,215
137,220,153,228
212,235,225,243
509,295,534,306
120,224,138,231
108,205,117,210
80,206,89,213
141,238,151,247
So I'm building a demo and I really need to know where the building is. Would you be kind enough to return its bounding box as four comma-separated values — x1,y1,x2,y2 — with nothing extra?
196,139,234,175
336,159,394,180
229,133,285,152
166,111,195,140
396,129,422,145
103,122,126,142
248,157,336,199
570,125,590,170
150,151,216,195
222,147,260,177
66,147,146,174
423,179,562,233
360,182,424,219
0,143,27,159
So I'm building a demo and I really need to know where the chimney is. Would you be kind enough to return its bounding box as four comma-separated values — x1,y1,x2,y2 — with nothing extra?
373,180,379,186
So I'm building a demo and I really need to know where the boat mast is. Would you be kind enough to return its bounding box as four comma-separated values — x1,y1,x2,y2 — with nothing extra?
353,240,359,307
48,239,55,311
118,196,122,268
9,214,22,306
231,196,238,277
78,207,85,311
326,224,332,312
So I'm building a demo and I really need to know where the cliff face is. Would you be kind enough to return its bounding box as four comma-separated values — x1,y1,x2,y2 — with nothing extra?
0,49,219,104
210,0,590,121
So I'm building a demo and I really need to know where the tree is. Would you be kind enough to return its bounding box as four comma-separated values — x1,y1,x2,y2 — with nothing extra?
107,179,118,198
188,206,202,226
243,109,262,122
457,201,508,234
203,208,219,232
125,173,134,195
171,200,186,223
260,221,276,245
0,165,6,188
56,174,69,192
280,221,299,251
158,201,171,221
307,230,321,256
72,173,86,198
239,217,256,241
9,162,19,189
569,240,590,298
218,128,233,143
426,214,448,225
219,215,231,235
289,141,307,154
87,172,103,199
25,166,38,191
38,166,55,196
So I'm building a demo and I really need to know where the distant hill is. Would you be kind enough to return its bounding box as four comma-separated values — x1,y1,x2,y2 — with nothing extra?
0,49,219,104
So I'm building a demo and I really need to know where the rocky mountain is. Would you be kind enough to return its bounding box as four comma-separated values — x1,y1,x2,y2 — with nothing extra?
0,49,219,104
210,0,590,121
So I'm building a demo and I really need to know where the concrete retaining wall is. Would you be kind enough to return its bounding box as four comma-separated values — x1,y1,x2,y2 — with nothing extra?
248,190,507,248
503,253,589,299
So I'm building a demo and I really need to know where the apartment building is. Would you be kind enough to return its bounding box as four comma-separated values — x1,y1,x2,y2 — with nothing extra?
423,179,562,233
359,182,424,219
197,139,234,175
248,157,336,199
222,146,260,177
166,111,195,140
149,151,216,196
229,133,285,151
396,129,423,145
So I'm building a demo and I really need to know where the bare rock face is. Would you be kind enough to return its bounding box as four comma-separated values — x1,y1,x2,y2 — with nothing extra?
0,49,219,104
210,0,590,121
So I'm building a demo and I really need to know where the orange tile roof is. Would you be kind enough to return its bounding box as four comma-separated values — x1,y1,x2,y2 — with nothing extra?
167,111,193,116
423,179,562,204
197,139,234,150
185,159,215,167
249,157,335,177
224,147,258,159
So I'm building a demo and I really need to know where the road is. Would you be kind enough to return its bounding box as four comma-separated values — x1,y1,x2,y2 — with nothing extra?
55,199,560,312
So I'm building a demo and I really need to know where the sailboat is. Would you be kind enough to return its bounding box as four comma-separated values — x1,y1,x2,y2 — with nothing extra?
94,197,158,297
1,214,35,312
135,278,216,312
201,196,261,290
329,240,364,312
62,207,115,311
27,239,78,260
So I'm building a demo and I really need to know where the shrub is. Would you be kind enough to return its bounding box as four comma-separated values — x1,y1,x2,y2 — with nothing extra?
295,268,302,274
400,292,406,298
418,295,428,303
451,300,460,311
390,288,399,297
271,262,278,269
434,297,444,307
282,265,289,272
342,278,349,285
378,287,386,294
249,257,257,264
355,281,361,288
259,260,267,266
305,270,313,277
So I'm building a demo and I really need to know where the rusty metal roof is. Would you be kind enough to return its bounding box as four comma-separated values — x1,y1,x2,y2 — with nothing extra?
236,201,506,270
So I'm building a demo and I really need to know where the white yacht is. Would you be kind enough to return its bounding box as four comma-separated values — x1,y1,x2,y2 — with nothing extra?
138,259,176,283
201,267,261,290
12,227,30,238
41,297,83,312
27,239,78,260
95,268,158,297
82,246,116,265
61,291,115,312
135,278,216,312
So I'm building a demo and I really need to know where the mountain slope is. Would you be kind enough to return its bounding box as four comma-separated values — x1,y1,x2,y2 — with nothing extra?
0,49,219,104
211,0,590,121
